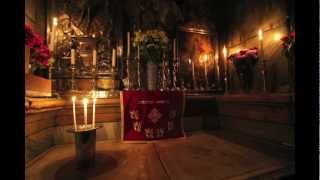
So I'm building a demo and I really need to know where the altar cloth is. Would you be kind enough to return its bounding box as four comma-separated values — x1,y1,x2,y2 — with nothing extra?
121,91,185,141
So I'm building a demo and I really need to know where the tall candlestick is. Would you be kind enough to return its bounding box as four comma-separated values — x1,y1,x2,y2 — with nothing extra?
92,49,97,66
258,29,266,92
72,96,77,131
127,32,130,58
71,49,76,65
49,17,58,51
137,44,140,60
223,46,228,93
92,97,96,128
83,98,88,128
191,60,197,89
173,39,176,60
112,48,116,67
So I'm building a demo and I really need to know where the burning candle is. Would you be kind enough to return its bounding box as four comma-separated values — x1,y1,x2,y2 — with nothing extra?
258,29,264,59
72,96,77,131
49,17,58,51
112,48,116,67
92,48,97,66
92,97,96,128
127,32,130,58
83,98,88,128
71,49,76,65
223,46,228,74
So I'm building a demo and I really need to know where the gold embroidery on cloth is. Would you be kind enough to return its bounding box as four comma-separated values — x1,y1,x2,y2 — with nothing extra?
144,128,154,139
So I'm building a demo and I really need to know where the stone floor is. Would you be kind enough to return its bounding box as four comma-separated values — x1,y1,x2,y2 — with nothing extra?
26,131,294,180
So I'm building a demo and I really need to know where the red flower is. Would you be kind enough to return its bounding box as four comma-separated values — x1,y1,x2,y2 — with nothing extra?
281,36,289,42
25,24,51,67
290,31,295,39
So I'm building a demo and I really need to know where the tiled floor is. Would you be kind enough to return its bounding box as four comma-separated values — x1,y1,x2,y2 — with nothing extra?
26,131,294,180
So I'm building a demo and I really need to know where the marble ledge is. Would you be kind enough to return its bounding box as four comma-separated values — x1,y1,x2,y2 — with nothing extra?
215,93,294,104
25,97,121,114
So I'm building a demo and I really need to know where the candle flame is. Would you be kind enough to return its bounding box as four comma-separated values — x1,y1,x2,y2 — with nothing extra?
273,33,282,41
92,34,95,38
188,58,192,64
223,46,227,59
53,17,58,26
83,98,88,104
72,96,76,102
258,29,263,40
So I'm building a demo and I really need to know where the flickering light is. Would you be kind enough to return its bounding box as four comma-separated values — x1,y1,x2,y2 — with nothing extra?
92,34,95,38
53,17,58,26
223,46,227,59
258,29,263,40
204,54,208,62
273,33,282,41
188,58,192,64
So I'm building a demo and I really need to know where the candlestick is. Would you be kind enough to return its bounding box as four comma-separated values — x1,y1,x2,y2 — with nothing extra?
191,60,197,90
112,48,116,67
72,96,77,131
92,49,97,66
127,32,130,58
258,29,266,92
92,97,96,128
83,98,88,128
173,39,176,60
49,17,58,51
223,46,229,93
71,49,76,65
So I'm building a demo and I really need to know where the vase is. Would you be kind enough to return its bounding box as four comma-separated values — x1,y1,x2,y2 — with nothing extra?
146,61,158,91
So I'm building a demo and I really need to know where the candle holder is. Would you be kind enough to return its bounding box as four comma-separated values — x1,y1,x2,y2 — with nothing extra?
67,125,103,169
70,64,77,92
91,65,97,90
124,57,131,90
136,56,142,90
172,59,179,91
204,62,209,90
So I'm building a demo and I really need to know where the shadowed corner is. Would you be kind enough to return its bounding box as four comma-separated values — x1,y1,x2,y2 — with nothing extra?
54,151,121,180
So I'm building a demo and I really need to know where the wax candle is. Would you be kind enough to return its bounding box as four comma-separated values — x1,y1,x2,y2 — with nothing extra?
71,49,76,65
93,49,97,66
72,96,77,131
49,17,58,51
92,97,96,128
127,32,130,58
112,48,116,67
83,98,88,128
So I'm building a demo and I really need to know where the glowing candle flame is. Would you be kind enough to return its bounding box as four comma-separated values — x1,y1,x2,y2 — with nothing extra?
188,58,192,64
258,29,263,40
223,46,227,59
53,17,58,26
273,33,282,41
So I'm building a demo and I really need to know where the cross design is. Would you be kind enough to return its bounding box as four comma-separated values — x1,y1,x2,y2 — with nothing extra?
148,108,162,124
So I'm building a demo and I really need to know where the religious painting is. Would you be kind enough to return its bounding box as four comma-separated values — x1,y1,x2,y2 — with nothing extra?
177,27,217,90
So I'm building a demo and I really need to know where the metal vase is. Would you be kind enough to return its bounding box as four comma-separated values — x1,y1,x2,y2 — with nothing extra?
74,129,96,169
147,61,158,90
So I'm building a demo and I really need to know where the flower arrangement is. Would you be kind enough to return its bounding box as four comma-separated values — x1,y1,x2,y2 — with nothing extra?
228,47,259,93
133,29,169,64
280,31,295,58
228,47,259,68
25,24,51,69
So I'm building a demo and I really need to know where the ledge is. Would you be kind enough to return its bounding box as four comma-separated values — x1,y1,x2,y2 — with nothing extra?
215,93,294,104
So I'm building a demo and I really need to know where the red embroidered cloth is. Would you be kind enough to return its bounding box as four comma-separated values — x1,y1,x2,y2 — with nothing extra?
121,91,185,141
